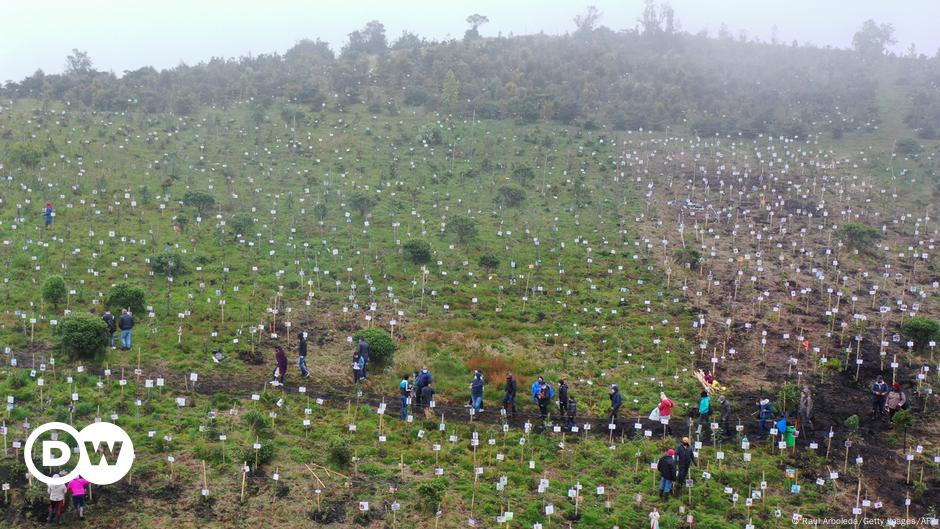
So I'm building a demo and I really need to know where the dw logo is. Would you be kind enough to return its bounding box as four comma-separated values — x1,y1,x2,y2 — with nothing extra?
24,422,135,485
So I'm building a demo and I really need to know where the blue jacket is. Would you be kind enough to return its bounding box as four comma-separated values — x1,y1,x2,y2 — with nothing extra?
471,376,484,397
531,381,555,402
610,390,622,409
416,370,432,389
758,402,774,419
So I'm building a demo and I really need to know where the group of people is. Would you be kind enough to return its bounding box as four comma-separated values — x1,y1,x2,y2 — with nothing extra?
101,308,135,350
398,367,436,419
271,331,313,384
45,474,90,523
870,376,910,421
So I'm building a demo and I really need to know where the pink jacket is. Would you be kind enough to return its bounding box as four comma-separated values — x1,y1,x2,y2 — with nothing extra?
67,477,89,497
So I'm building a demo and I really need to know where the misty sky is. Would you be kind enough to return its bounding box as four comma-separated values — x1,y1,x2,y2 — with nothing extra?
4,0,940,82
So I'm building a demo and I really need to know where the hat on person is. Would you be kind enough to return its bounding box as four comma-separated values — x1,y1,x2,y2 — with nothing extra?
667,449,675,456
892,383,901,390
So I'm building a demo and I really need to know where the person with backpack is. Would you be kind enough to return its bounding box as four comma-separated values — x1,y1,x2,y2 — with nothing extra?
272,345,288,384
355,337,370,379
536,381,553,422
657,449,677,499
674,437,696,487
399,374,411,420
47,473,66,523
470,370,485,413
870,376,889,418
415,367,433,398
609,384,622,425
297,331,310,378
102,310,116,348
757,398,774,437
566,395,577,429
67,475,90,520
696,391,711,436
558,379,570,417
503,373,517,416
885,383,907,420
118,308,134,350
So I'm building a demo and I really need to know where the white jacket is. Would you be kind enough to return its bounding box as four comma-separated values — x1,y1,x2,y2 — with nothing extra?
48,483,66,502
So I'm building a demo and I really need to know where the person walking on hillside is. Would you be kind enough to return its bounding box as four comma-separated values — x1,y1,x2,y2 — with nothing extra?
118,308,134,350
415,367,433,400
102,309,116,349
757,397,774,437
870,376,889,418
503,373,517,416
657,449,677,499
609,384,623,426
558,379,570,418
297,331,310,378
719,395,732,436
272,345,288,384
696,391,711,437
67,475,90,520
674,437,696,488
798,386,814,432
46,473,66,523
355,337,370,379
44,202,54,228
470,370,485,414
885,383,907,421
566,395,577,429
399,374,411,420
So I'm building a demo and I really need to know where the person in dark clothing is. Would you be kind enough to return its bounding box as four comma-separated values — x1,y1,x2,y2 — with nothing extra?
355,338,370,379
420,382,436,412
273,346,288,384
470,370,484,413
536,382,552,422
558,380,570,417
415,367,433,398
399,374,411,420
757,398,774,437
44,202,54,227
352,354,365,383
503,373,517,415
798,386,813,432
870,376,889,418
718,395,732,436
298,331,309,378
566,396,577,429
674,437,696,487
118,309,134,350
608,384,622,425
102,310,116,348
657,449,678,499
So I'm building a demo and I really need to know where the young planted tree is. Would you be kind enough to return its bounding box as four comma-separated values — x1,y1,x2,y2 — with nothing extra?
348,192,376,218
496,185,526,208
183,190,216,216
835,222,881,252
403,240,432,264
58,312,109,360
41,275,67,309
353,328,396,365
901,316,940,351
448,216,478,246
107,283,147,315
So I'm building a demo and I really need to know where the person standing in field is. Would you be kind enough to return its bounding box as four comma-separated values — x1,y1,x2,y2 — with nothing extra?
297,331,310,379
885,383,907,421
657,449,677,500
870,376,889,418
399,374,411,420
697,391,711,437
674,437,696,488
608,384,622,425
719,395,732,436
757,397,774,437
557,379,570,418
102,310,116,349
420,381,435,416
566,395,577,429
798,386,814,432
470,370,484,413
118,308,134,350
67,475,90,520
47,473,66,523
658,392,674,435
272,345,287,384
649,507,661,529
355,337,370,379
352,353,365,383
44,202,54,227
503,373,517,416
